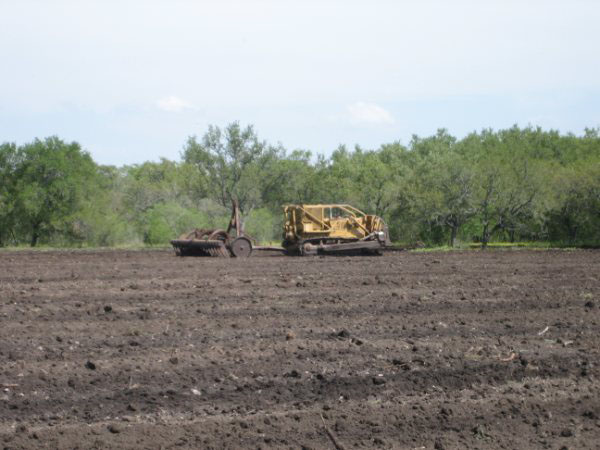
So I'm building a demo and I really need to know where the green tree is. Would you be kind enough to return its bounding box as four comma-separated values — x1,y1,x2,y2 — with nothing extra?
0,143,18,246
259,150,319,207
409,130,475,246
429,156,476,247
71,165,138,246
122,159,204,214
547,159,600,243
182,122,281,213
347,147,405,217
12,137,98,246
470,130,547,247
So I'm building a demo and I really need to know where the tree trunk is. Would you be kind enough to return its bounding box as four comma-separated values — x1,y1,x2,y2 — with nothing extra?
449,226,457,247
30,229,39,247
569,225,578,243
563,215,578,243
481,222,490,250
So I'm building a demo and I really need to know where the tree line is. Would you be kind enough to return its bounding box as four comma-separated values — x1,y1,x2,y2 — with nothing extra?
1,123,599,248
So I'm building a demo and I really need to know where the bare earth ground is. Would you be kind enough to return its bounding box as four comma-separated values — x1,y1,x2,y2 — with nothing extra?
0,249,599,449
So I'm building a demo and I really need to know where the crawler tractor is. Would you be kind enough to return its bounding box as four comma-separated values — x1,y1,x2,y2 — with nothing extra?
171,201,391,257
282,204,390,255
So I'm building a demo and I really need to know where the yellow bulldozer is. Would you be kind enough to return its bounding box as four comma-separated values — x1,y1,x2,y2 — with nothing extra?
171,201,391,257
282,204,390,255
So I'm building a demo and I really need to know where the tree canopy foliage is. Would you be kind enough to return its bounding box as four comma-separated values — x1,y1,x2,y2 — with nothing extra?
1,124,599,247
1,137,97,246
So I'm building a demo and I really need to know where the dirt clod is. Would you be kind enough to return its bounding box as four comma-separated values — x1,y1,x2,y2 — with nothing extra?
372,377,386,386
337,329,351,338
107,424,121,434
434,438,446,450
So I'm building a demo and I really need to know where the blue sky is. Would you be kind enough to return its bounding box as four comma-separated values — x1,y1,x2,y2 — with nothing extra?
1,0,599,165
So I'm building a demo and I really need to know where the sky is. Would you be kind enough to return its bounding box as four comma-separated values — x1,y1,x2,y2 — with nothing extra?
1,0,599,165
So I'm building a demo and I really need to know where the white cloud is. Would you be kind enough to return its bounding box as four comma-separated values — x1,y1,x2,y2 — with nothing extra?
347,102,394,125
156,96,195,113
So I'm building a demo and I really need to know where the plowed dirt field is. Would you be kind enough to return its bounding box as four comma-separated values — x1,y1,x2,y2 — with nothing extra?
1,249,599,449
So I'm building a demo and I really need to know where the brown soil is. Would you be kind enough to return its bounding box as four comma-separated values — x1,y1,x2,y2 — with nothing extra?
0,249,599,449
